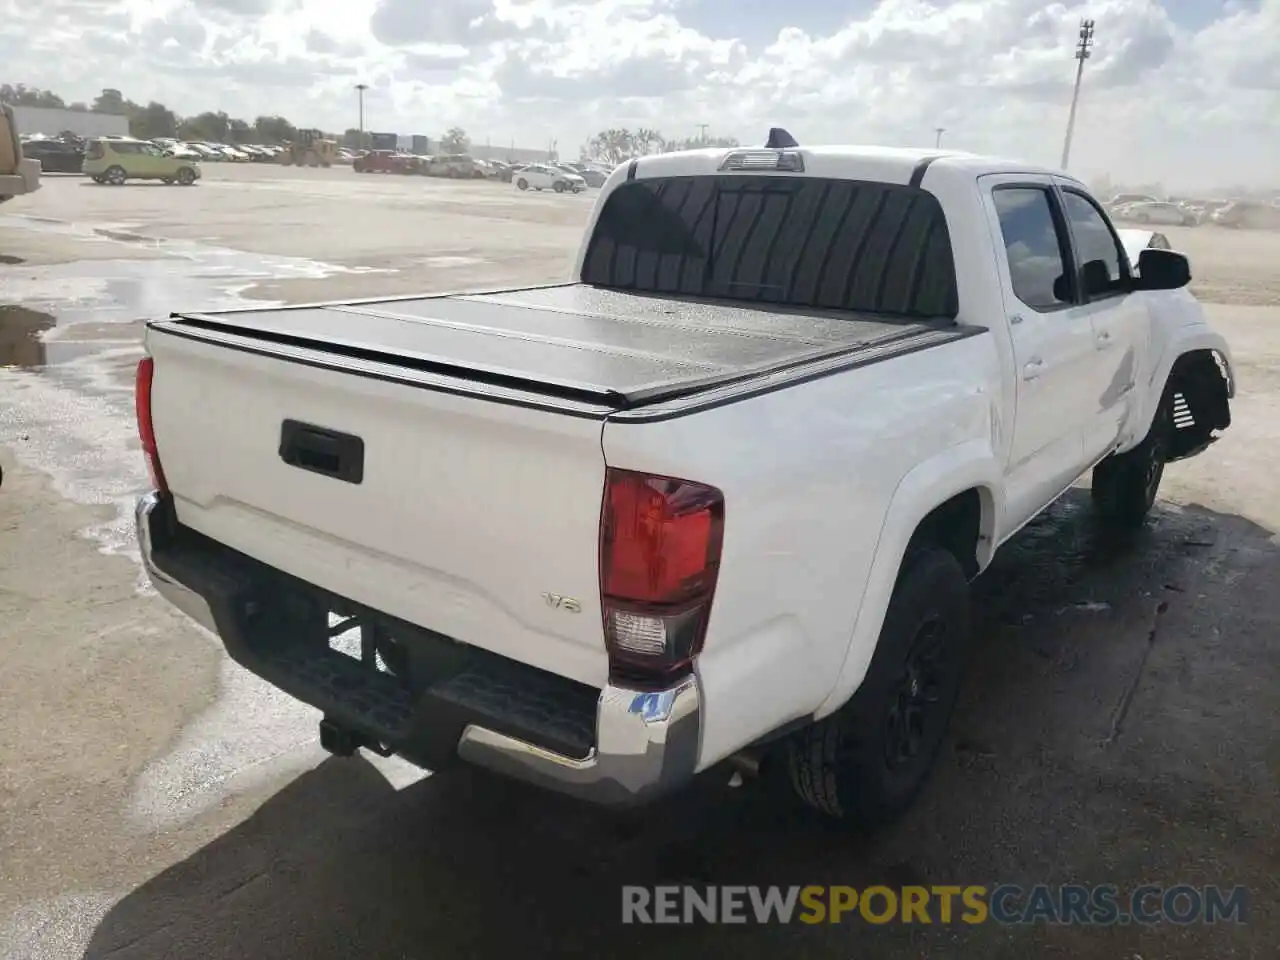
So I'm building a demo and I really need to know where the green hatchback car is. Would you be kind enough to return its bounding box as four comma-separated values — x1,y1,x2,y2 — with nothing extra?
83,138,201,185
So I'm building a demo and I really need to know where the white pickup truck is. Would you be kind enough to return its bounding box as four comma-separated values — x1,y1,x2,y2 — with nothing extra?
135,134,1234,826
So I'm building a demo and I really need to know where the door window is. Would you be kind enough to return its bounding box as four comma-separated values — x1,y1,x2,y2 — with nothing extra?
992,187,1072,312
1061,190,1130,300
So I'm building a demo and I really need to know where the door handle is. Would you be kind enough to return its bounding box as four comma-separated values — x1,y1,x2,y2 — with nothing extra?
1022,359,1047,381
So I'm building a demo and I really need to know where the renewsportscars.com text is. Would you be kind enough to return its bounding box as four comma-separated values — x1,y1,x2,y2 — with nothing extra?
621,884,1249,926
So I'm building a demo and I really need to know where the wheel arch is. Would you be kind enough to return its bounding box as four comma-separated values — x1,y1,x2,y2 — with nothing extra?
814,440,1002,720
1124,327,1234,461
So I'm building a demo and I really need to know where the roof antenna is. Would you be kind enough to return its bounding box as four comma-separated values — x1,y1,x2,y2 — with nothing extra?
765,127,799,149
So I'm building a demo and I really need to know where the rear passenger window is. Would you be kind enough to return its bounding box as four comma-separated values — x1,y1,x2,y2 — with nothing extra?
992,188,1071,311
1061,191,1129,300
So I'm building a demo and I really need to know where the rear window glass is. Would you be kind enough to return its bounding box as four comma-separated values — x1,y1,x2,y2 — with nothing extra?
581,175,959,320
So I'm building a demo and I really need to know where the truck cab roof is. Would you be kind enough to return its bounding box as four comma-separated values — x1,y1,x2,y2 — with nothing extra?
630,143,1079,188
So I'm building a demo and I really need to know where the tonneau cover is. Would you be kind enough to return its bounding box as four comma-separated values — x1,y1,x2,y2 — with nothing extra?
169,283,946,407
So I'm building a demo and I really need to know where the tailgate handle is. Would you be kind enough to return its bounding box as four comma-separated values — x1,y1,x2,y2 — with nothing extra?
279,420,364,484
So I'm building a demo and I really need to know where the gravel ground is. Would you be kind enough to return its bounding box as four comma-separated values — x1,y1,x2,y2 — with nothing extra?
0,164,1276,960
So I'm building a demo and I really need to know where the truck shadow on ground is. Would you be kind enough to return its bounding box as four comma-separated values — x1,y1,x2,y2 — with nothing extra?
83,490,1278,960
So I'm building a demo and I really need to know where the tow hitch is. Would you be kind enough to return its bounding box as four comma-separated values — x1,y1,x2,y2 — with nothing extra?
318,716,393,758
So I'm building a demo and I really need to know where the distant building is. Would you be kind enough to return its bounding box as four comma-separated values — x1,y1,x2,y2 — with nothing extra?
10,106,128,139
469,144,553,164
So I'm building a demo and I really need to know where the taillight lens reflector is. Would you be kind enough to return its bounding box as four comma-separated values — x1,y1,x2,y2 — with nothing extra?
135,356,167,493
600,469,724,687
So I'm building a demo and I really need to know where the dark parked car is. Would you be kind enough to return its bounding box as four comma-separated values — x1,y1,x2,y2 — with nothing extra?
19,137,84,174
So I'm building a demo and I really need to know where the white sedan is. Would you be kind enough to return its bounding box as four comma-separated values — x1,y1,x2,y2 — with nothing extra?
1114,200,1198,226
511,163,586,194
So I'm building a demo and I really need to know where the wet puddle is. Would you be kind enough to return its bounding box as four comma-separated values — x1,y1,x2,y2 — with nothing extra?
0,212,400,560
0,212,392,335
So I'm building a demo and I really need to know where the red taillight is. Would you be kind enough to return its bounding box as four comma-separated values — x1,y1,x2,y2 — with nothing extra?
600,468,724,688
135,356,167,493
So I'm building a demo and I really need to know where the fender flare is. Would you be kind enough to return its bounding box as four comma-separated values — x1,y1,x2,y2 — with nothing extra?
813,439,1002,720
1122,326,1234,454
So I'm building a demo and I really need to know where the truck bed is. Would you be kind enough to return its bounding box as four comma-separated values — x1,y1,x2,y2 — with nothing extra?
162,283,959,409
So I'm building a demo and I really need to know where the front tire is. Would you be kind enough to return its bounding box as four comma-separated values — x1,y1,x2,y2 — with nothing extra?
176,167,196,186
787,547,971,827
105,165,126,185
1091,390,1173,529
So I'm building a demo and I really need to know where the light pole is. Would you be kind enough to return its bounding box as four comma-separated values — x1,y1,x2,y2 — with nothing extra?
1060,19,1095,169
355,83,368,147
935,127,945,148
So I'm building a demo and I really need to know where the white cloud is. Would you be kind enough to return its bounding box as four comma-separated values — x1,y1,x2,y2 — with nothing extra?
2,0,1277,188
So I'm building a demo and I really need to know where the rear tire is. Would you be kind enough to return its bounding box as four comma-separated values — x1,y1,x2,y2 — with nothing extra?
1091,389,1173,529
516,178,528,191
787,547,971,828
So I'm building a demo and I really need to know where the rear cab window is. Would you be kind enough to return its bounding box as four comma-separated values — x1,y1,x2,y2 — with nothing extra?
581,174,959,321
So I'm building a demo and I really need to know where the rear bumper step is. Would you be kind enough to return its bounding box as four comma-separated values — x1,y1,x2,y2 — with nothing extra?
136,491,701,807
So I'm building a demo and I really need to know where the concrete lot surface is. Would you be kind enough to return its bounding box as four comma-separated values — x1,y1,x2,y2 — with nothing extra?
0,165,1276,959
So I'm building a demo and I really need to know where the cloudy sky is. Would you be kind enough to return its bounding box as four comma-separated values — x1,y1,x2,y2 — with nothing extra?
3,0,1277,188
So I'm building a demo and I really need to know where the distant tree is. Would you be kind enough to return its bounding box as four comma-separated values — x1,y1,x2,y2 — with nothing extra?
440,126,470,153
671,135,739,150
179,111,230,142
633,128,666,154
586,128,634,165
253,115,296,144
0,83,66,108
67,102,89,112
92,88,128,115
227,118,252,143
342,128,371,149
131,102,178,140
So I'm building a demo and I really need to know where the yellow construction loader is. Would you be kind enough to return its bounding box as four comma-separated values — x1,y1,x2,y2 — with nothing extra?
0,102,41,204
278,129,338,168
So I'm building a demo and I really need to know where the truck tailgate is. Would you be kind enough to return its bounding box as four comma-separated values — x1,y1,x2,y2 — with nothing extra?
146,327,612,688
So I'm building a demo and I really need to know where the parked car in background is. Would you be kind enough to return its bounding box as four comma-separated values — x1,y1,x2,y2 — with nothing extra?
1212,200,1280,229
487,160,514,182
1106,192,1158,212
512,163,585,193
425,153,483,178
164,143,204,161
82,137,201,185
213,144,251,162
353,150,414,174
186,143,222,161
1113,200,1198,226
554,162,607,187
18,136,84,173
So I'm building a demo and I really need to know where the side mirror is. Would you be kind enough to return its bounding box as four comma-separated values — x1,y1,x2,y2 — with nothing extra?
1136,248,1190,290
